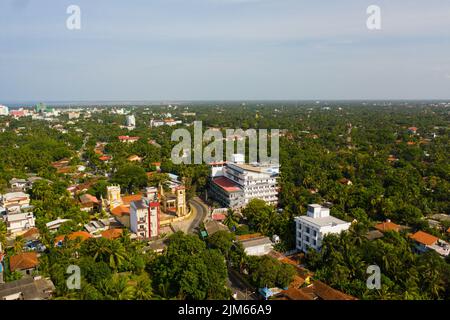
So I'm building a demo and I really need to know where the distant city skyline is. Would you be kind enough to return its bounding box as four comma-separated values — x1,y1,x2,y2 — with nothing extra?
1,0,450,101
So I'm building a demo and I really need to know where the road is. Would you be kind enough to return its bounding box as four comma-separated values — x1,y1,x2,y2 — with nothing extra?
171,196,208,234
186,197,208,234
227,270,258,300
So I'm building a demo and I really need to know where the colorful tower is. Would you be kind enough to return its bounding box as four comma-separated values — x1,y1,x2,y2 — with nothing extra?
106,185,122,209
175,186,186,217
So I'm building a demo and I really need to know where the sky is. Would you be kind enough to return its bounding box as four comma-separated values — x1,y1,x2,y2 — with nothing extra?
1,0,450,101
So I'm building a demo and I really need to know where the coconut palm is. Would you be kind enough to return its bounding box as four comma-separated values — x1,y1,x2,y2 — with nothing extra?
132,274,153,300
13,236,25,254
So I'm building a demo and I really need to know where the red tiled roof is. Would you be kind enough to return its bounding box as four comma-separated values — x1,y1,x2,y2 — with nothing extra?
22,227,40,239
55,231,93,245
410,231,439,246
311,280,357,300
10,252,39,272
99,155,111,161
57,167,73,174
111,205,130,217
213,176,241,192
212,213,226,221
280,287,314,300
375,221,400,233
118,136,140,141
79,193,99,204
122,194,142,205
101,229,123,240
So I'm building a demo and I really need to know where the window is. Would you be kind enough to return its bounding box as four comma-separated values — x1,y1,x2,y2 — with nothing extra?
313,239,317,246
305,236,310,243
306,227,310,234
298,224,302,230
313,230,317,237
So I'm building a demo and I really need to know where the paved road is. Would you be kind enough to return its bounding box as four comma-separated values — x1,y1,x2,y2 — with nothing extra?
171,196,208,234
186,197,208,234
227,270,258,300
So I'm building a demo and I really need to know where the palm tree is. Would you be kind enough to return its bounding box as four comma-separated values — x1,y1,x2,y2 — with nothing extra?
132,274,153,300
99,274,135,300
13,236,25,254
107,240,126,270
224,209,237,229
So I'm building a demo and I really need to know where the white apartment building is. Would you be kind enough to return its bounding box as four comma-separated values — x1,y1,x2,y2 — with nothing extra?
1,192,30,209
130,193,160,239
295,204,351,253
126,115,136,128
209,154,279,209
0,105,9,116
4,206,36,234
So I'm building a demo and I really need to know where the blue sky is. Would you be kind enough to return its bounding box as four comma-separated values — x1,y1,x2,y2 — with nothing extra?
1,0,450,101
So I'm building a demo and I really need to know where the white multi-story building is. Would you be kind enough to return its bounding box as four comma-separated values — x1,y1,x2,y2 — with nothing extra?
295,204,351,253
4,205,35,235
130,188,160,239
1,192,30,209
126,115,136,128
0,105,9,116
209,154,279,209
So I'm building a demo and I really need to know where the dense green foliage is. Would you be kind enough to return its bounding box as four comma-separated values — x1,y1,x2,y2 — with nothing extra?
306,225,450,300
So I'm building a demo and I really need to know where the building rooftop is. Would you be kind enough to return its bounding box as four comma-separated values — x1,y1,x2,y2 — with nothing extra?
0,277,55,300
410,231,439,246
204,220,229,236
375,220,401,233
55,231,93,244
296,215,350,228
2,192,29,201
212,176,241,192
101,228,123,240
10,252,39,272
239,236,273,249
79,193,99,205
122,194,142,205
131,200,148,210
111,205,130,217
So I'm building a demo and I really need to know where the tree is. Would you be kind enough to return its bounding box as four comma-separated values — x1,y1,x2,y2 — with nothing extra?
132,273,153,300
207,230,235,260
13,236,25,254
242,199,277,235
246,255,295,289
151,232,229,300
112,164,148,193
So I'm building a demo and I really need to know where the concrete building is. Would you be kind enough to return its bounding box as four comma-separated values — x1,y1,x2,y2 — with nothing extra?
0,105,8,116
130,188,160,239
126,115,136,128
295,204,351,253
238,235,274,256
1,192,30,209
410,231,450,257
0,276,55,300
4,206,36,234
208,154,279,210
